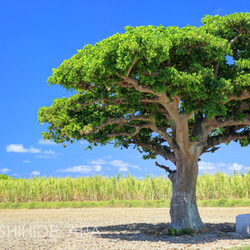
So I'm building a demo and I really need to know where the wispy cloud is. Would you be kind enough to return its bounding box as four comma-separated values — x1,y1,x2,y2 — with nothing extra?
88,158,141,172
0,168,10,174
110,160,129,172
36,155,57,159
31,171,40,176
110,160,140,171
198,161,215,170
6,143,58,159
104,155,112,159
118,166,129,172
110,160,129,168
79,140,89,145
199,161,250,174
38,139,57,146
44,150,56,155
215,8,223,14
12,173,20,178
57,165,102,173
95,165,102,172
228,163,244,171
6,144,41,153
23,160,31,164
90,158,107,165
37,149,58,158
130,165,141,169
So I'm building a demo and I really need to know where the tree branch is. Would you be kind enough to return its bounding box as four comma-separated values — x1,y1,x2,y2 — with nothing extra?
229,27,247,46
214,62,220,78
106,125,150,138
127,58,141,77
116,74,163,97
82,115,154,135
204,130,250,153
155,161,176,182
202,146,221,154
161,98,191,156
210,117,250,130
229,32,242,45
76,82,96,91
234,102,250,114
131,136,176,164
73,97,124,111
225,91,250,103
155,161,176,174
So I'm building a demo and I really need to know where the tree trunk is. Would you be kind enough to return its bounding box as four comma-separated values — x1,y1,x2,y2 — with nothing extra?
169,160,203,231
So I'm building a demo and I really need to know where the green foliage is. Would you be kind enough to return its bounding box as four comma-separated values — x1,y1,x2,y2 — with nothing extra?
167,227,194,236
229,245,250,250
0,173,249,203
196,172,250,199
0,199,249,209
0,174,14,180
38,13,250,160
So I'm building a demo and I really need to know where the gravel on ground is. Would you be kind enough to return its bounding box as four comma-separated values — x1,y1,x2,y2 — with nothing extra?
0,207,250,249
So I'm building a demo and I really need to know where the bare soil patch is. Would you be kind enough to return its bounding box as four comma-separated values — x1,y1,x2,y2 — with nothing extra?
0,207,249,249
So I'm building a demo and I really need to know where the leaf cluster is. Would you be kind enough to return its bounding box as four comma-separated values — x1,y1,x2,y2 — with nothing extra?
38,13,250,159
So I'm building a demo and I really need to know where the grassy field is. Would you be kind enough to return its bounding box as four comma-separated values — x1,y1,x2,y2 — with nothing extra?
0,172,249,205
0,198,250,209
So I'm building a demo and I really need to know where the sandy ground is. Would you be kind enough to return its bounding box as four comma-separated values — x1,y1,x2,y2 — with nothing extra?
0,207,249,249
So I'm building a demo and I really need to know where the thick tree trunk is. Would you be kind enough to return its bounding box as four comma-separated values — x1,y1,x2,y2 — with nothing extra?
168,161,203,231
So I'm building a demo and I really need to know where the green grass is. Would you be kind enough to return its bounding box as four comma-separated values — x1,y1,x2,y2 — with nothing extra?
197,198,250,207
0,198,249,209
229,245,250,250
0,172,249,203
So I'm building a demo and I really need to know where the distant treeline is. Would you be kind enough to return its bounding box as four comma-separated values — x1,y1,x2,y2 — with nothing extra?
0,172,249,203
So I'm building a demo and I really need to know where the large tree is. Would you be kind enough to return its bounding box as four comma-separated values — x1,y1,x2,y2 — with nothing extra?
38,13,250,230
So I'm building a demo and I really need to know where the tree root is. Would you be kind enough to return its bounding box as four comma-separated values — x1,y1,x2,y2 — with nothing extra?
144,224,169,236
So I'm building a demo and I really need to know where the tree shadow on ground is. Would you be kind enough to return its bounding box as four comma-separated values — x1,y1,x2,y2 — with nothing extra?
74,222,249,244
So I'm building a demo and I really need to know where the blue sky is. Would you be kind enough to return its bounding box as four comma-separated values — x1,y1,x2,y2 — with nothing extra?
0,0,249,179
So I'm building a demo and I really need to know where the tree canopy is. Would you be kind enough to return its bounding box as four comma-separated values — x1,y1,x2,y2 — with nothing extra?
38,12,250,168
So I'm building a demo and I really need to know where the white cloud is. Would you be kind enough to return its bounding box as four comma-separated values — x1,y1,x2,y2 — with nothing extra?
199,161,249,174
95,165,102,172
130,164,141,169
90,158,107,165
228,163,244,171
23,160,31,164
36,155,57,159
198,161,215,170
6,144,27,153
57,165,102,173
6,144,41,153
79,140,89,145
108,159,141,171
215,8,223,13
12,173,20,177
119,167,129,172
44,150,56,155
29,147,41,153
31,171,40,176
0,168,10,174
217,162,226,168
38,139,56,146
110,160,129,168
104,155,112,159
88,158,141,172
244,166,250,172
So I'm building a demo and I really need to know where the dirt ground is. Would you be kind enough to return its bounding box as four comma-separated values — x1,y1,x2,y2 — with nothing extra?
0,207,249,249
